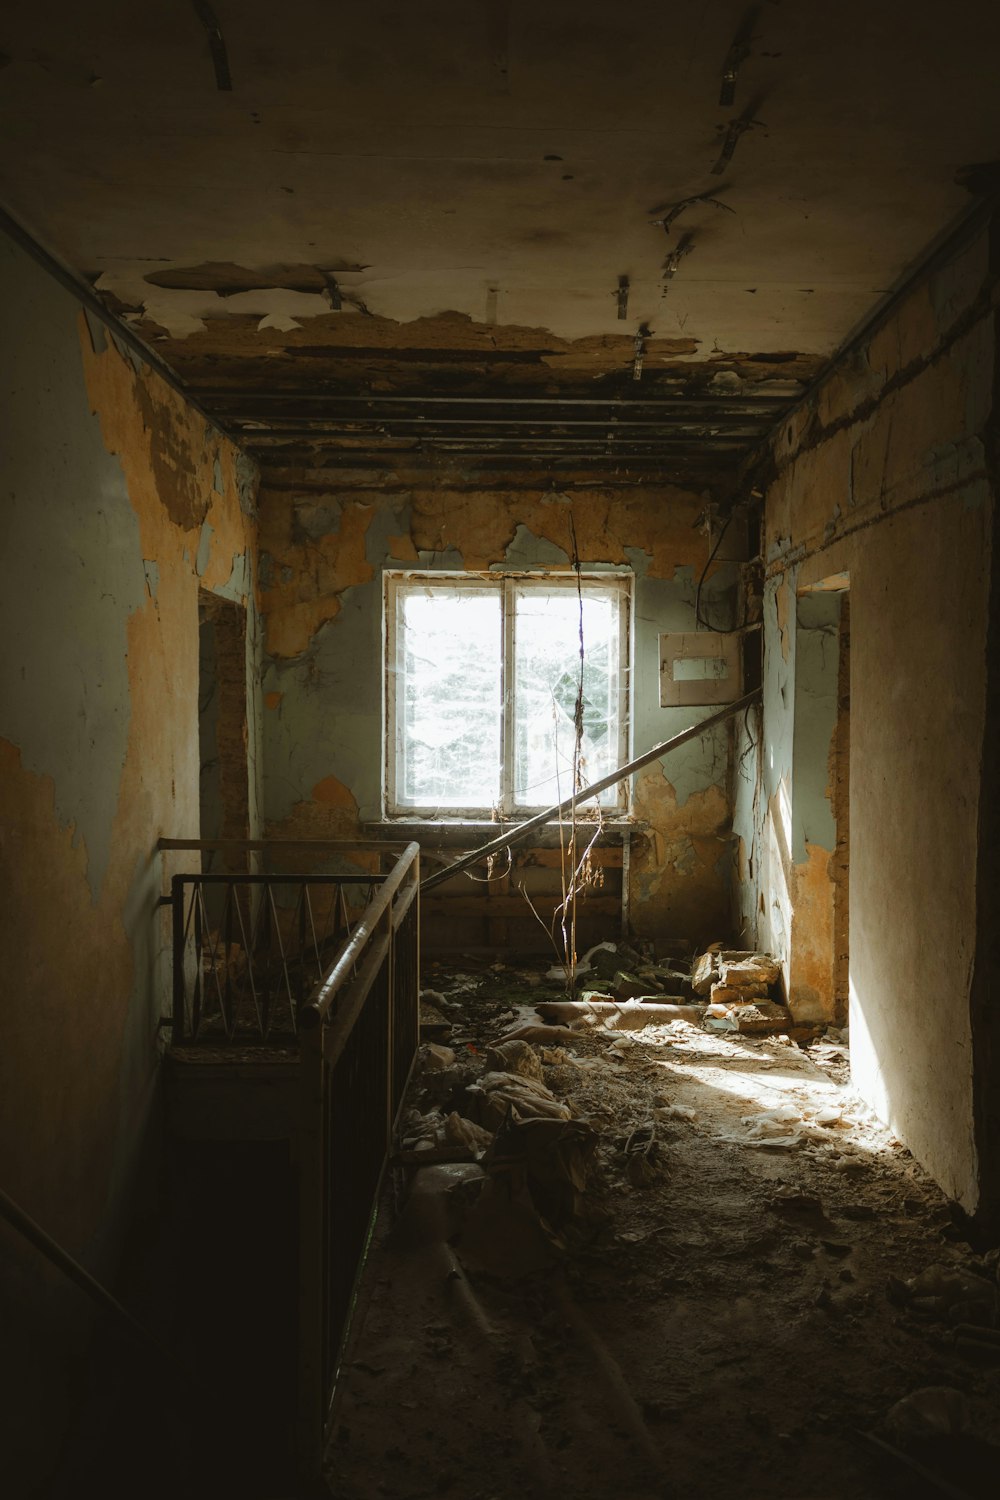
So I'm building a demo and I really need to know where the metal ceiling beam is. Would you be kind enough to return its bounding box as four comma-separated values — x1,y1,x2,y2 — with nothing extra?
229,417,770,432
243,438,752,453
187,391,797,408
236,432,758,441
260,451,736,470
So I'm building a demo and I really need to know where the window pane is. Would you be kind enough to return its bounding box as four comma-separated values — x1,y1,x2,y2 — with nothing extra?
513,587,621,809
396,587,502,809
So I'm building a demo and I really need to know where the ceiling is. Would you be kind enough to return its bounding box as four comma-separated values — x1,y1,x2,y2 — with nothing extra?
1,1,997,486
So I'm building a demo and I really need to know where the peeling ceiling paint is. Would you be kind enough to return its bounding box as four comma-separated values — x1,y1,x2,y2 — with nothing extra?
0,1,995,477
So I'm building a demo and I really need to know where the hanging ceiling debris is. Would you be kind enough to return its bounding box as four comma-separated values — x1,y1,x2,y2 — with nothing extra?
0,1,997,485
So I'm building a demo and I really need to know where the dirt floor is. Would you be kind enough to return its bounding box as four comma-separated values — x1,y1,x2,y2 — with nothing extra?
324,958,1000,1500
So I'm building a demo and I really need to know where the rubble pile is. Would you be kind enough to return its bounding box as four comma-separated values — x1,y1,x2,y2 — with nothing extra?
690,943,794,1034
328,953,1000,1500
399,1018,606,1277
407,938,797,1196
403,938,798,1261
539,937,794,1037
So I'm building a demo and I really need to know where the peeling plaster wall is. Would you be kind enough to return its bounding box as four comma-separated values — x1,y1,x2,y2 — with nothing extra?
259,482,739,946
0,232,262,1487
732,220,996,1210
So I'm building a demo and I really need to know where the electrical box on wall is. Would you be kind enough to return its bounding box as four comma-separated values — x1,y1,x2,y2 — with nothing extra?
659,631,742,707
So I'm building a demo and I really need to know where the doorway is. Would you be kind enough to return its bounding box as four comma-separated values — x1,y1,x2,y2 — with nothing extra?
789,579,850,1024
198,591,250,873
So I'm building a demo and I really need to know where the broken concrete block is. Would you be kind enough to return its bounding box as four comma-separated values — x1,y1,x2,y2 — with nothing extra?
711,980,769,1005
710,984,742,1006
720,955,781,988
691,952,718,996
728,1000,793,1034
610,970,647,1001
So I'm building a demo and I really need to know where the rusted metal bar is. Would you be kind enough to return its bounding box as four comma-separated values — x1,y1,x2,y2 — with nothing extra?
421,691,761,893
254,453,750,470
240,434,754,449
230,416,774,430
171,874,185,1047
187,392,796,407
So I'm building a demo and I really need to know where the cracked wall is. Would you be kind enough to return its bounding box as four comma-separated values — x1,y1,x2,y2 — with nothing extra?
732,217,997,1211
0,230,262,1492
259,480,740,947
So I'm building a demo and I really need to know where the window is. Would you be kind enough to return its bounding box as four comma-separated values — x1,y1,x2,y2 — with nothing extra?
385,572,630,818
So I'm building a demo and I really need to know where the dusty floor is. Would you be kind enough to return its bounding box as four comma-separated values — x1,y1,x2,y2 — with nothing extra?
325,959,1000,1500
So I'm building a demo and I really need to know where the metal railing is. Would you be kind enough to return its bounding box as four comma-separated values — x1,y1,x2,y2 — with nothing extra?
296,841,420,1476
170,872,374,1043
160,837,421,1480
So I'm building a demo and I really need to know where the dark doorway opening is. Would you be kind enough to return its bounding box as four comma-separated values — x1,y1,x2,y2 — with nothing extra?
198,592,249,874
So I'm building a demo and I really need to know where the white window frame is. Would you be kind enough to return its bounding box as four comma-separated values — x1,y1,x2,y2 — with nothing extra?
384,570,631,820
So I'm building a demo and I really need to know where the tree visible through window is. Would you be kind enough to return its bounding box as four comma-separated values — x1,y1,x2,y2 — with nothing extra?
385,573,629,816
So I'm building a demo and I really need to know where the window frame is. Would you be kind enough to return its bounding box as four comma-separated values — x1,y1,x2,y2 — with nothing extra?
383,569,631,821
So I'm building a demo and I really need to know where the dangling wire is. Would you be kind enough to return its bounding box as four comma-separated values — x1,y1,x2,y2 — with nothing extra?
695,510,736,632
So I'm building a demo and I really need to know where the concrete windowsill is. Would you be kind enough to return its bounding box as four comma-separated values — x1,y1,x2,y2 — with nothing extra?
363,819,642,848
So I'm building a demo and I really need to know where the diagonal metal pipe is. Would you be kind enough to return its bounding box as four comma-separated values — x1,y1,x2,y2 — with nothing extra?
420,689,761,891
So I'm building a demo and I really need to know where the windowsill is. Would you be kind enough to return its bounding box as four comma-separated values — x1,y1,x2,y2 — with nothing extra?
364,818,643,846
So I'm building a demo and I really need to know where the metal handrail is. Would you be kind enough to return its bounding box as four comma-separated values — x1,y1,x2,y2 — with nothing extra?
165,842,419,1044
295,841,420,1478
321,879,419,1072
160,837,421,1479
300,841,420,1028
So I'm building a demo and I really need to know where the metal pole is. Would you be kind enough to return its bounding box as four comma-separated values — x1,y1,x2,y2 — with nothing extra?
421,690,761,893
0,1185,188,1379
171,875,185,1046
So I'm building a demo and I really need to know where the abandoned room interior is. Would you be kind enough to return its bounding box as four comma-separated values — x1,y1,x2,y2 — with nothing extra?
2,3,1000,1497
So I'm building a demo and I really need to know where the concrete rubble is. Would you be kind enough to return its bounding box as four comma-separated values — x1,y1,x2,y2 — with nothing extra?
526,937,795,1039
326,953,1000,1500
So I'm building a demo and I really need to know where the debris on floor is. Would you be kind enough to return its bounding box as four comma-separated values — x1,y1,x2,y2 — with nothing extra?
326,952,1000,1500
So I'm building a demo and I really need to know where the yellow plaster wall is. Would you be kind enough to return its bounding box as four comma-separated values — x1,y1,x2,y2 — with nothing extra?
0,241,260,1490
259,480,737,946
